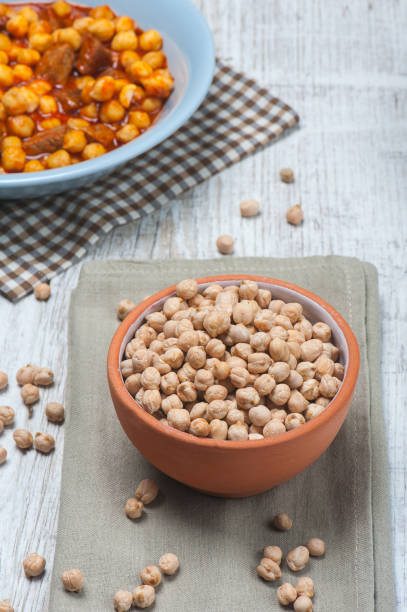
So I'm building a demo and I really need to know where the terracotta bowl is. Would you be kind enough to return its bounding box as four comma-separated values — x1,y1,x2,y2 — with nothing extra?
107,275,359,498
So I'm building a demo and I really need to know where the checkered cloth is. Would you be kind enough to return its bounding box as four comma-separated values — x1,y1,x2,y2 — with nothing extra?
0,61,299,301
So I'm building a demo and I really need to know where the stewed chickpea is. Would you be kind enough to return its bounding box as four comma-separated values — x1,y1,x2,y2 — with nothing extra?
121,279,342,440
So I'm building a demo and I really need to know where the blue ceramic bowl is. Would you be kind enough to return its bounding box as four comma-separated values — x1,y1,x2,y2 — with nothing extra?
0,0,215,200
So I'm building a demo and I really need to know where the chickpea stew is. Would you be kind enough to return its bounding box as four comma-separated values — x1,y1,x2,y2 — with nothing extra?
0,1,174,173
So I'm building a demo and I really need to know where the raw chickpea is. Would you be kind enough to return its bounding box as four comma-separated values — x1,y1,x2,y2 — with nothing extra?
286,546,310,571
263,419,286,437
295,318,313,340
269,361,290,383
209,418,228,440
285,412,305,430
185,346,206,370
249,433,264,440
47,150,71,169
177,381,197,403
204,384,228,403
189,402,207,420
248,404,272,427
306,537,325,556
225,407,245,425
286,204,303,225
82,143,107,160
0,371,8,390
280,167,294,183
296,361,316,380
7,15,28,38
13,429,33,449
322,341,340,361
269,338,290,362
256,289,272,308
21,383,39,406
140,367,161,390
53,0,72,17
256,557,281,581
254,373,276,396
206,399,228,420
113,590,133,612
100,99,126,123
117,299,136,320
212,360,230,380
160,371,179,395
334,362,344,379
88,18,115,42
142,389,161,414
235,387,260,410
305,403,325,420
162,347,184,369
277,582,297,606
270,408,288,422
254,309,275,331
314,354,335,380
0,598,13,611
133,585,155,608
232,300,256,325
139,29,162,51
163,296,187,318
301,339,323,362
250,331,270,352
264,545,283,565
231,342,253,360
270,383,291,406
287,389,308,413
159,552,179,575
203,309,231,337
0,405,14,426
300,379,320,401
319,374,341,398
63,130,87,154
0,446,7,465
228,423,248,440
268,299,284,314
45,402,65,423
281,302,303,324
8,115,35,138
125,497,144,518
121,359,134,379
239,198,260,217
34,432,55,453
176,278,198,300
194,369,214,391
167,408,190,431
190,417,210,437
294,596,313,612
61,568,84,592
23,553,45,577
140,565,161,587
296,576,314,598
273,512,292,531
111,30,138,51
2,147,26,172
216,234,234,254
312,321,331,342
29,32,53,52
205,338,226,359
161,394,182,415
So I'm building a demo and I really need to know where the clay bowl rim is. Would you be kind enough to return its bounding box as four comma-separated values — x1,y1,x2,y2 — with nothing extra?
107,274,360,451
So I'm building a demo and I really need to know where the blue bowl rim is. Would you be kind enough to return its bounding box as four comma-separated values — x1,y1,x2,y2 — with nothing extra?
0,0,215,191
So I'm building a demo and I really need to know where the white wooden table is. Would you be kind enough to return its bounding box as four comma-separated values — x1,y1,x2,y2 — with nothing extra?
0,1,406,609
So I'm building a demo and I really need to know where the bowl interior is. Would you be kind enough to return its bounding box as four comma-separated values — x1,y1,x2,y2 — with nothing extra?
119,279,349,410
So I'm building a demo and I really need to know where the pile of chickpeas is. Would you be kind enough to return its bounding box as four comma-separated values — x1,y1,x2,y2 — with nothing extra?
119,279,344,441
0,1,174,172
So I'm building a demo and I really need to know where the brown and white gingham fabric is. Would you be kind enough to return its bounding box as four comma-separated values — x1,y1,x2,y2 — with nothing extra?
0,60,299,301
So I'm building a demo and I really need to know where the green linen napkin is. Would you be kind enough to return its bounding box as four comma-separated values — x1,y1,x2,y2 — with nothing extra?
49,256,395,611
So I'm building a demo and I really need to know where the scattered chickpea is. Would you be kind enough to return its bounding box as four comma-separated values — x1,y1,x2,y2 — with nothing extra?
216,235,234,255
0,599,14,611
140,565,161,587
34,432,55,454
240,198,260,217
0,371,8,390
0,405,14,426
256,557,281,581
21,383,39,407
133,585,155,608
135,478,159,504
34,282,51,301
286,203,303,225
286,546,310,571
61,568,84,592
13,429,33,449
45,402,65,423
0,446,7,465
117,299,136,321
296,576,314,598
113,590,133,611
273,512,293,531
306,537,325,556
158,552,179,575
294,595,313,611
23,553,46,578
125,497,144,519
33,367,54,386
263,545,283,565
16,365,38,386
277,582,298,606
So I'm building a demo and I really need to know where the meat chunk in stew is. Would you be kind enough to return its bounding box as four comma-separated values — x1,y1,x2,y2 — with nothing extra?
23,125,67,156
36,44,75,85
76,34,112,76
